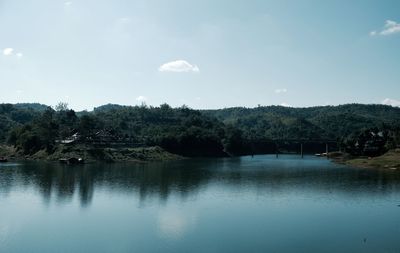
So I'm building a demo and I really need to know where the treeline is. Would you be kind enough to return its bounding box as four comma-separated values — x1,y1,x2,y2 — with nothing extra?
203,104,400,140
203,104,400,156
2,103,236,156
0,104,42,143
1,103,400,157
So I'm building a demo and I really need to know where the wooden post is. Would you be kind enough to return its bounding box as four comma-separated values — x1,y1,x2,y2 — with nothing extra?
326,143,329,159
301,143,303,158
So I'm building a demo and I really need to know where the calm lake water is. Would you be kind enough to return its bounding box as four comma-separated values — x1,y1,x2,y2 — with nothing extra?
0,155,399,253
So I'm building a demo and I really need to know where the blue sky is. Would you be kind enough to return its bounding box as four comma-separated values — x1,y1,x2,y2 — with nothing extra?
1,0,400,110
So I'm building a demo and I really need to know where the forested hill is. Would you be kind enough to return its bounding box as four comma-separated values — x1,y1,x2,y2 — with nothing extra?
1,103,400,157
202,104,400,141
0,104,44,142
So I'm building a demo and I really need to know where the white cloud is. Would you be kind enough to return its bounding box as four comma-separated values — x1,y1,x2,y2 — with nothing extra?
2,48,23,59
64,1,72,6
280,102,291,107
159,60,200,73
136,96,147,102
3,48,14,56
275,88,287,94
382,20,400,35
370,20,400,36
381,98,400,107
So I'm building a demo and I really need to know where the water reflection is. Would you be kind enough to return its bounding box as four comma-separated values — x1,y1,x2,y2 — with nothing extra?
1,156,400,208
157,207,197,240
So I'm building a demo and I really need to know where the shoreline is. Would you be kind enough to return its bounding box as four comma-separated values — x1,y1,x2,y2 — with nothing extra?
331,149,400,170
0,144,182,163
2,144,400,170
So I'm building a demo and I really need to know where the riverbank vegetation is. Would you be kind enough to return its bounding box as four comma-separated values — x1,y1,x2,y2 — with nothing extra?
1,103,400,162
344,149,400,170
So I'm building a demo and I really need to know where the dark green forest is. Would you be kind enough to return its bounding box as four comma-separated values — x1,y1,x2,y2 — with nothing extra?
1,103,400,158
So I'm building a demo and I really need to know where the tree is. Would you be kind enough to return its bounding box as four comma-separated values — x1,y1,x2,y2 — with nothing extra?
55,102,69,112
222,125,245,155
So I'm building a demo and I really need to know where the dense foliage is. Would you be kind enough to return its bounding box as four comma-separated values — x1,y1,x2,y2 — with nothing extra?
0,104,42,143
203,104,400,140
2,103,227,156
204,104,400,155
1,103,400,157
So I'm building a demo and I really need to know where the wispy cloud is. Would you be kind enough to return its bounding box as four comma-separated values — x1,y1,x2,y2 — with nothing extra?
3,48,14,56
16,52,23,59
159,60,200,73
136,96,147,102
64,1,72,6
275,88,287,94
382,98,400,107
370,20,400,36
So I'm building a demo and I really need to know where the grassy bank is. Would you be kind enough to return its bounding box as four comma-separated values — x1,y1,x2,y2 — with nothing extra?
0,144,181,163
343,149,400,170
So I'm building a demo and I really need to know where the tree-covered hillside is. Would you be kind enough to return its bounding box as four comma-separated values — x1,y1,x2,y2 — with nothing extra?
1,103,400,158
91,104,227,156
1,103,229,157
203,104,400,140
0,104,44,142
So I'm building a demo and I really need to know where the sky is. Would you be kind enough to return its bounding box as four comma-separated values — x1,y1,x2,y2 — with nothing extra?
1,0,400,110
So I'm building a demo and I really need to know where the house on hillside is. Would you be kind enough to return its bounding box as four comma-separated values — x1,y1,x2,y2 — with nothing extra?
56,133,80,144
347,130,388,156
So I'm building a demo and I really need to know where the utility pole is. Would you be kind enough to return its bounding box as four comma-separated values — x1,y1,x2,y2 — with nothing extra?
326,143,329,159
301,143,304,158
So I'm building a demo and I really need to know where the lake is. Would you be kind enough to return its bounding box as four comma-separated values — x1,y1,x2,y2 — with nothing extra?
0,155,399,253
